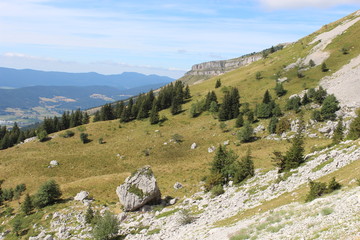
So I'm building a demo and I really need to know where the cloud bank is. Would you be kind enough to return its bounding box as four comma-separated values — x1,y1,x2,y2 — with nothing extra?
260,0,360,9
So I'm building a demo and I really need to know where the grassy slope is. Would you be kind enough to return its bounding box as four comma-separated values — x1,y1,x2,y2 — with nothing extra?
0,11,359,208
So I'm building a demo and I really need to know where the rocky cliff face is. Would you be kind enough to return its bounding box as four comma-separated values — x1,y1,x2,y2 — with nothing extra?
185,54,262,77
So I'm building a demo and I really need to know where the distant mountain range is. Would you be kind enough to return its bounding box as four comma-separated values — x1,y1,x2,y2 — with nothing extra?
0,67,173,89
0,67,174,126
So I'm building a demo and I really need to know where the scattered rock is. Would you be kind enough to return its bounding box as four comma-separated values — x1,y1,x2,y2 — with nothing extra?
74,191,89,202
223,140,230,146
191,143,197,149
174,182,183,190
49,160,59,167
254,124,265,133
208,146,216,153
116,166,161,212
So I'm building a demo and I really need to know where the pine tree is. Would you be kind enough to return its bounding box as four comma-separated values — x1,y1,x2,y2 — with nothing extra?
274,83,286,97
348,109,360,140
93,111,101,122
21,194,33,215
210,145,237,184
332,118,344,144
274,117,305,172
309,59,315,67
321,62,329,72
114,102,124,119
237,121,253,143
230,88,240,118
215,79,221,88
137,102,149,119
268,116,278,134
184,85,191,99
302,93,311,105
218,92,231,121
83,112,90,124
272,104,283,117
314,86,327,104
209,101,218,113
262,90,272,104
149,102,160,124
321,94,339,120
235,113,244,128
171,95,182,115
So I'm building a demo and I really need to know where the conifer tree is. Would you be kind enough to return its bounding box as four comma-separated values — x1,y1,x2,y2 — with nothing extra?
237,121,253,143
93,111,101,122
114,102,124,119
348,109,360,140
262,90,272,104
215,79,221,88
274,82,286,97
184,85,191,99
321,94,339,120
171,95,182,115
230,88,240,118
149,102,160,124
268,116,278,134
235,113,244,128
302,93,311,105
218,92,232,121
21,194,33,215
210,145,237,184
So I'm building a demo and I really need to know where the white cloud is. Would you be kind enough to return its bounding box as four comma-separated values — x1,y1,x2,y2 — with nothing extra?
259,0,360,9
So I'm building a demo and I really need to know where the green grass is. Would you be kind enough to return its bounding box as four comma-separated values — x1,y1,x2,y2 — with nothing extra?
311,158,334,172
155,208,180,219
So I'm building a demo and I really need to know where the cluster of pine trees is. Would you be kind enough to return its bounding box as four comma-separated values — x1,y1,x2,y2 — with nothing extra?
41,109,90,135
93,80,191,124
0,123,36,150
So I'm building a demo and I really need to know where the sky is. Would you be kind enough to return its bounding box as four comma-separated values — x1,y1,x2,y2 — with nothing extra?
0,0,360,79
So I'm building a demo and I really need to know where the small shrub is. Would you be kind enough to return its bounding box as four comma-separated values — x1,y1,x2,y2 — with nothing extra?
33,180,62,208
309,59,316,67
327,177,341,192
321,207,333,216
61,130,75,138
321,62,329,72
341,47,349,55
171,134,184,143
305,180,327,202
178,209,194,225
256,71,263,80
80,133,90,144
85,207,94,224
37,129,48,142
211,185,225,197
92,211,119,240
98,138,104,144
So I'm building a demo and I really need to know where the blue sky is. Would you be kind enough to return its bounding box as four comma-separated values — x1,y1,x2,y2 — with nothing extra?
0,0,360,78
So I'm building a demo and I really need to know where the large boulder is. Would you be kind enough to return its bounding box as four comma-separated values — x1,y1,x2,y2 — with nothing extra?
116,166,161,211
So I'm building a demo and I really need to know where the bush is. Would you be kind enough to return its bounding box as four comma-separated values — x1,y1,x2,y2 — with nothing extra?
215,79,221,88
211,185,224,197
178,209,194,225
37,129,48,142
286,96,301,112
204,173,223,192
311,110,322,122
274,82,286,97
237,122,253,143
61,130,75,138
33,180,62,208
305,180,327,202
276,117,290,135
171,134,184,143
309,59,316,67
348,109,360,140
80,133,90,144
85,206,94,224
327,177,341,192
92,211,119,240
321,94,339,120
321,62,329,72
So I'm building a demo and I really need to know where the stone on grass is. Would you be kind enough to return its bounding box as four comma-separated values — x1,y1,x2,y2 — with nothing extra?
174,182,183,189
191,143,197,149
116,165,161,212
74,191,89,202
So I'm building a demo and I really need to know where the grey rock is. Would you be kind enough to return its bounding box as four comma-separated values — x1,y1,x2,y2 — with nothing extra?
49,160,59,167
174,182,183,190
169,198,177,205
190,143,197,149
223,140,230,146
74,191,89,202
208,146,216,153
116,165,161,211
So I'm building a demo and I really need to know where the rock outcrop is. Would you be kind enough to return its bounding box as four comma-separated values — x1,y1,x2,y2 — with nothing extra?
116,166,161,212
186,54,262,77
